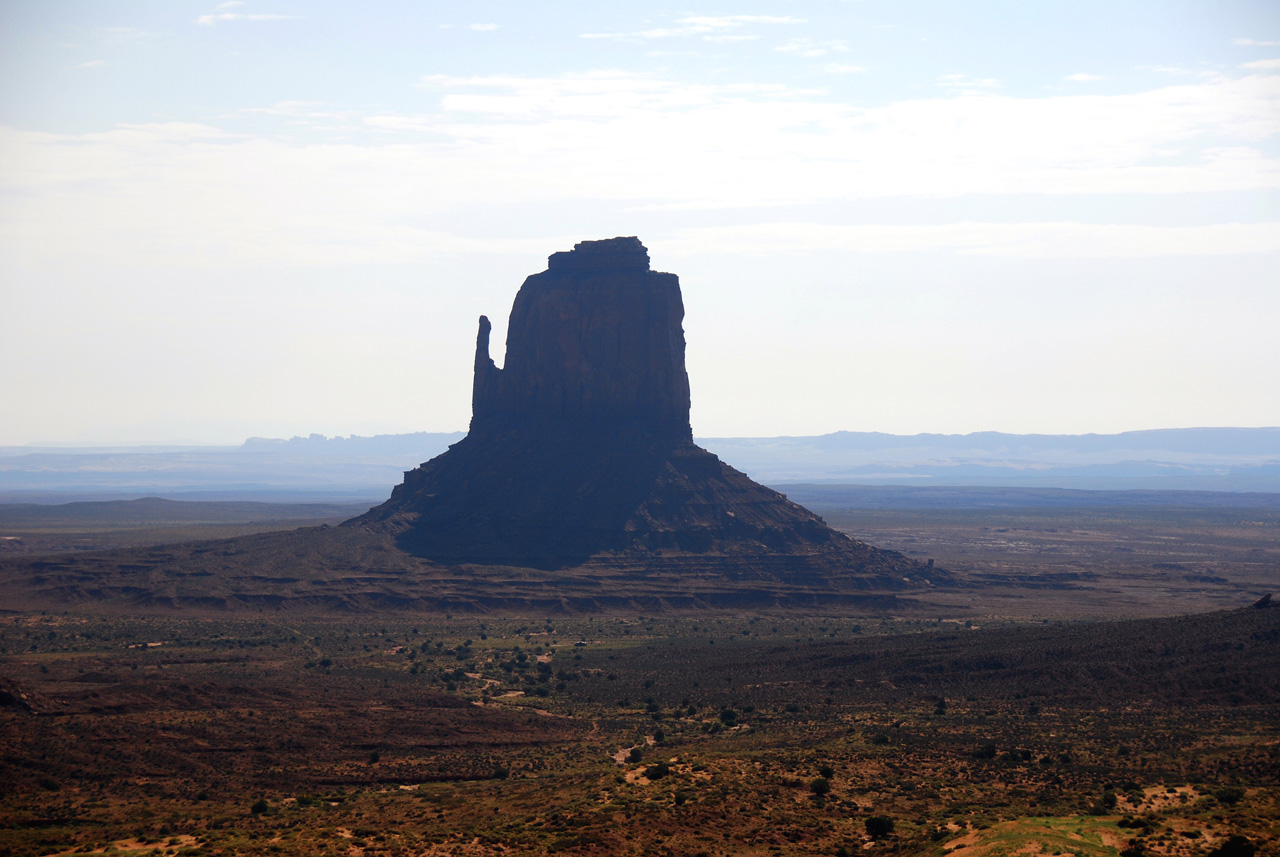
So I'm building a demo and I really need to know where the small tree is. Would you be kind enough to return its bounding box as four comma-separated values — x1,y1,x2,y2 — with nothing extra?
865,816,895,840
1213,787,1245,806
809,777,830,797
1207,835,1255,857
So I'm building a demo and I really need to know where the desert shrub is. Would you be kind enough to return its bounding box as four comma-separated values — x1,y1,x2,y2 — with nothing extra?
1090,790,1119,815
809,777,830,797
1207,835,1254,857
865,816,894,839
1212,787,1245,806
250,798,269,815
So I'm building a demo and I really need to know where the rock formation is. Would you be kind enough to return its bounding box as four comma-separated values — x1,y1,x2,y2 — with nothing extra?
470,236,690,439
356,237,948,589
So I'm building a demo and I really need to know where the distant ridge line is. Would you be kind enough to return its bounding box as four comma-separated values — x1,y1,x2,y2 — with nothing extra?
3,427,1278,499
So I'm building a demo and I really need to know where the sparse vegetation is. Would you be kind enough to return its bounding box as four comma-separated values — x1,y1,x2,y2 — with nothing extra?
0,608,1275,856
1,497,1278,855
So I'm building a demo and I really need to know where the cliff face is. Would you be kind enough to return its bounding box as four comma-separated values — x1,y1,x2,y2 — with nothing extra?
357,237,948,587
471,236,691,439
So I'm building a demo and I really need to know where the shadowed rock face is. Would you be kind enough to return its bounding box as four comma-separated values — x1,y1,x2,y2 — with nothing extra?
471,236,691,439
357,237,947,586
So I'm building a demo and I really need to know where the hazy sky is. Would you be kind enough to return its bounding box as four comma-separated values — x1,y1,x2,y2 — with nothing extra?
2,1,1278,444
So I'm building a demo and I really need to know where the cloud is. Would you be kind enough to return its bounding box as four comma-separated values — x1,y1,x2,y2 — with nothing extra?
195,3,299,26
775,38,849,58
655,221,1280,259
1241,58,1280,70
414,71,800,119
825,64,866,74
582,14,802,41
1065,73,1104,82
1236,38,1280,47
99,26,165,44
239,101,359,128
74,60,106,70
938,73,1001,90
4,72,1278,268
468,23,498,32
685,15,804,26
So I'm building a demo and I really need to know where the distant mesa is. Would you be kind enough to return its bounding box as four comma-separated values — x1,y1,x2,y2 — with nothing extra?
354,236,946,587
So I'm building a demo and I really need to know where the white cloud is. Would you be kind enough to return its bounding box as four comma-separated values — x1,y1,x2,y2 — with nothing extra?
775,38,849,58
655,221,1280,259
1065,73,1104,82
1236,38,1280,47
4,72,1279,269
1241,58,1280,70
825,64,866,74
938,73,1001,90
99,27,165,44
239,101,358,127
468,23,498,32
582,14,802,41
195,4,299,26
74,60,106,70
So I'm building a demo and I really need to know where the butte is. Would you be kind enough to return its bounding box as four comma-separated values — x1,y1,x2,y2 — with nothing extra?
0,238,950,612
352,237,949,594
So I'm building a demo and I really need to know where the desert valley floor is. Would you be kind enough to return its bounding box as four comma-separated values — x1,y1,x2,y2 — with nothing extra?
0,491,1276,857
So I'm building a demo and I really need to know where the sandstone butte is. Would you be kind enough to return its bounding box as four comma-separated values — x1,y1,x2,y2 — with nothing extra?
1,237,952,613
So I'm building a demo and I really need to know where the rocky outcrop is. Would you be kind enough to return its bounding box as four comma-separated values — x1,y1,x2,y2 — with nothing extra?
356,237,948,588
471,236,690,439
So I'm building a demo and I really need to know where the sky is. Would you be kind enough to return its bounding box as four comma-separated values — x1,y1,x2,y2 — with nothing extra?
1,1,1278,445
